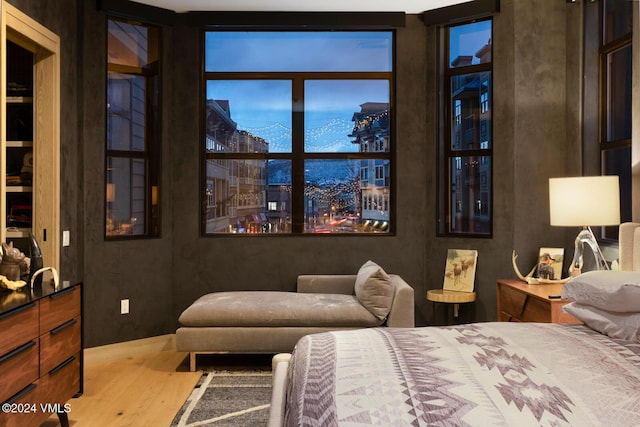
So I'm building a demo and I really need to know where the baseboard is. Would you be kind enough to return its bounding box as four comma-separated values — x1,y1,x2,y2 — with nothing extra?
84,334,176,365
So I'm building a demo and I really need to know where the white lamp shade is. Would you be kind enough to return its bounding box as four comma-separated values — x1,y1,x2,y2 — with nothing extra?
549,176,620,226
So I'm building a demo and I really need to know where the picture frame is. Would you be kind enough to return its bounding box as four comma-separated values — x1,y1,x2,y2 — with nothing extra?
536,247,564,280
443,249,478,292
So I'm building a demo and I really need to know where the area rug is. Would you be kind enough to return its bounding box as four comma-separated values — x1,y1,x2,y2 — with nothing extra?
171,356,273,427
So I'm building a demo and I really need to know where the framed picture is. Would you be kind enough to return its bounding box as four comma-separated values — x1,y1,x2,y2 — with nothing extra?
443,249,478,292
536,247,564,280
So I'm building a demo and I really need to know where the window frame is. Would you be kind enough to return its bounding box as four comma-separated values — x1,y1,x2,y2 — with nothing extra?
437,18,494,238
105,17,162,239
200,30,396,236
598,0,632,241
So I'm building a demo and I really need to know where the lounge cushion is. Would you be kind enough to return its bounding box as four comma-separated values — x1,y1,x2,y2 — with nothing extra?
178,291,383,328
355,260,394,320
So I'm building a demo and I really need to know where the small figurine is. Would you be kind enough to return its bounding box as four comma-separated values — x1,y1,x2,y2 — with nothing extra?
0,241,26,281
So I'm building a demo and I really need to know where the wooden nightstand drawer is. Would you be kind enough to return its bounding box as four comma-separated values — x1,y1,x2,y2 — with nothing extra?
498,285,527,320
498,284,554,322
40,286,81,333
40,316,81,373
0,303,38,355
0,340,39,402
497,279,581,324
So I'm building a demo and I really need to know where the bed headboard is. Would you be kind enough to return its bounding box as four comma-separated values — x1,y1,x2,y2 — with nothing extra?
619,222,640,271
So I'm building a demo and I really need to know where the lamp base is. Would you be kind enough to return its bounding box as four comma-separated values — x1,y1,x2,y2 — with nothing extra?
569,226,610,275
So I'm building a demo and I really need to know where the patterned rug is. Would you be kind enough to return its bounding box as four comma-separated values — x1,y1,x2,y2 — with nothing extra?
171,355,273,427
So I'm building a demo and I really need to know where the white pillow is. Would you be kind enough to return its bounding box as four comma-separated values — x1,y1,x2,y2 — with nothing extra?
354,260,394,321
561,271,640,312
563,302,640,342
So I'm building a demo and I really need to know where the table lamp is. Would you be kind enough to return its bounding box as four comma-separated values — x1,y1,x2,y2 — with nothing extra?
549,176,620,274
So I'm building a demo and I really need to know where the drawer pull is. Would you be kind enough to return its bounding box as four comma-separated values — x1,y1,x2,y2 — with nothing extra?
0,340,36,364
0,302,36,321
50,318,77,335
49,355,75,375
4,383,37,404
50,286,76,300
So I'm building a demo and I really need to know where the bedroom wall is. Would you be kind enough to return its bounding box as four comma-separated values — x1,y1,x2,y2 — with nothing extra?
507,0,582,262
424,0,581,324
6,0,176,347
169,0,583,331
168,15,434,326
79,4,176,347
7,0,584,347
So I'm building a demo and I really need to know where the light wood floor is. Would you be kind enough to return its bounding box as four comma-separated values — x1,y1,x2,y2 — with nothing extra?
41,350,201,427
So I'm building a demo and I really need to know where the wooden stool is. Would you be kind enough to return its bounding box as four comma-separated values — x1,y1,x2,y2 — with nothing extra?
427,289,476,325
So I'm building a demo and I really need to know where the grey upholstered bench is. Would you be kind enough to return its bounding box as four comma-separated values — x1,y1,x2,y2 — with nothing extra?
176,263,415,371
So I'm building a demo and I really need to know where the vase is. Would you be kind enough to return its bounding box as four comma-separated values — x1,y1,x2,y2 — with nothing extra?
29,232,43,287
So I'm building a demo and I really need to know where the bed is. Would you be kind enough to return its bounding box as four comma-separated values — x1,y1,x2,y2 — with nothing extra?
269,222,640,426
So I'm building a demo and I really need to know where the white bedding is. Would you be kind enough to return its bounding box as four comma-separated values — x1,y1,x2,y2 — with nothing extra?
285,323,640,426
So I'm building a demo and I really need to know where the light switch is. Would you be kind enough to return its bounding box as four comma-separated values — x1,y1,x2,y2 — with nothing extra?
62,230,70,247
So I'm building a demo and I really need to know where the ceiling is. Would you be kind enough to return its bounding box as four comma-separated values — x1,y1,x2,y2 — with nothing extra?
132,0,472,14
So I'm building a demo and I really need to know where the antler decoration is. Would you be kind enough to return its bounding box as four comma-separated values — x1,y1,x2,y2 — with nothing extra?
512,250,571,284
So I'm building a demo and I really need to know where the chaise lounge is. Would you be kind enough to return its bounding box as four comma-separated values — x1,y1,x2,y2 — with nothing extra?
176,261,414,371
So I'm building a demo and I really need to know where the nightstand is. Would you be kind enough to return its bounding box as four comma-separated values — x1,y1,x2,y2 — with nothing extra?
496,279,581,323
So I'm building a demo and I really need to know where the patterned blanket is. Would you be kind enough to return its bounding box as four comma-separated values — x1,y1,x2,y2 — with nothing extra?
285,323,640,426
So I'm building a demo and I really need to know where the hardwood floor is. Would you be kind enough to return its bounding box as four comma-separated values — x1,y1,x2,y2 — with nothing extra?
40,350,201,427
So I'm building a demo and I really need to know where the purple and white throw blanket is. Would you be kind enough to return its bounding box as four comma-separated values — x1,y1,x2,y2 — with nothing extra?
285,323,640,426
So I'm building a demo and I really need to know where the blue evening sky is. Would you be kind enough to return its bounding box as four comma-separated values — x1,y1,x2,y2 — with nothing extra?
204,26,490,153
205,31,392,73
206,79,389,152
205,31,392,153
449,20,491,65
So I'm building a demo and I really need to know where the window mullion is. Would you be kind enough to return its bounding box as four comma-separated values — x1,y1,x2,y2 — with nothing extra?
291,77,305,233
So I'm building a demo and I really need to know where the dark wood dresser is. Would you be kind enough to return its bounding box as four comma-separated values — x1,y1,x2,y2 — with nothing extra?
0,282,82,427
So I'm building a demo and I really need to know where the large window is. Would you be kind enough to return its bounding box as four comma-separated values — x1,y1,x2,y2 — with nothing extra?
438,20,493,236
600,0,632,240
203,31,393,234
106,19,161,238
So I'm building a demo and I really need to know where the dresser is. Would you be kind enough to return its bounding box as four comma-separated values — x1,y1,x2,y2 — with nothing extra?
496,279,581,324
0,282,82,427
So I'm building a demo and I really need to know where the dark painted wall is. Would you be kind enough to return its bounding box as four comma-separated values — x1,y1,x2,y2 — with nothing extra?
80,2,176,346
8,0,583,347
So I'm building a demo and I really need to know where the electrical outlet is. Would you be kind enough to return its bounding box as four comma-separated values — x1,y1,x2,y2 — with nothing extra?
120,299,130,315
